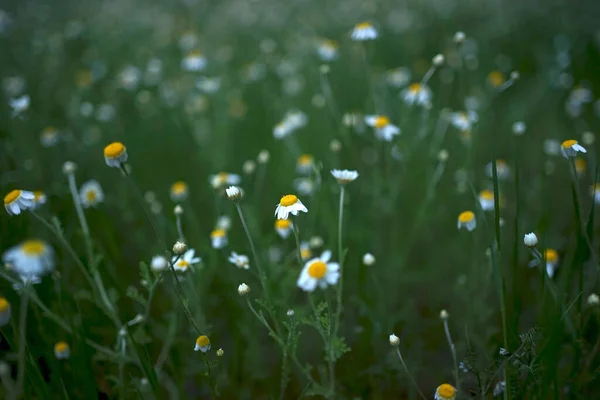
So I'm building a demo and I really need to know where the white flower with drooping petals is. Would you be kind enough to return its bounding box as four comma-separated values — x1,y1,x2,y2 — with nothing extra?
297,250,340,292
275,194,308,220
401,83,432,107
228,252,249,270
181,50,206,72
560,139,586,158
331,169,359,184
351,22,378,41
4,190,35,216
171,249,201,272
275,219,293,239
9,95,30,117
317,39,339,61
210,229,228,249
2,239,55,282
364,115,400,141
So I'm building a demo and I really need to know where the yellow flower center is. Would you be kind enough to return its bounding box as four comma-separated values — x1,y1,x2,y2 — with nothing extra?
0,297,9,312
275,219,291,229
104,142,126,158
437,383,456,398
171,181,188,194
196,335,210,347
34,191,44,201
480,190,494,201
86,190,97,202
280,194,298,207
301,248,312,259
4,189,21,205
211,229,226,238
408,83,421,93
545,249,558,263
374,116,390,128
218,172,229,184
356,22,372,29
188,50,202,57
307,260,327,279
297,154,313,166
458,211,475,223
21,240,45,255
177,260,190,268
55,341,69,353
321,40,338,49
488,70,505,87
561,139,577,148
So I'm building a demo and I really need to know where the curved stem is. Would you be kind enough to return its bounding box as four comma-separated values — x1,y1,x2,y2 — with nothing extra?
395,348,427,400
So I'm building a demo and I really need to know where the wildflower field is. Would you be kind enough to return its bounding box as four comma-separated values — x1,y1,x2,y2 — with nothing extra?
2,0,600,398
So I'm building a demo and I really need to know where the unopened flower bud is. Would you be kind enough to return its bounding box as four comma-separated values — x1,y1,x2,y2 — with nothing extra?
62,161,77,175
173,241,187,255
238,283,250,296
389,333,400,346
524,233,538,248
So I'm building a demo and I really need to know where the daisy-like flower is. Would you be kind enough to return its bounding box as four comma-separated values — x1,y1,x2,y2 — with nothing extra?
40,126,59,147
385,67,411,88
300,242,312,261
225,186,243,201
9,94,30,117
2,239,55,281
181,50,206,72
293,177,316,196
512,121,526,135
435,383,457,400
297,250,340,291
32,191,47,209
457,211,476,231
484,160,510,180
487,70,505,88
351,22,378,41
194,335,211,352
151,255,168,272
196,76,221,94
478,190,495,211
591,184,600,204
103,142,128,168
273,120,295,139
317,39,339,61
331,169,359,184
524,233,538,247
296,154,314,174
450,111,478,131
362,253,376,266
228,252,250,270
364,115,400,141
275,219,293,239
4,190,35,216
171,249,201,272
54,341,70,360
0,297,11,327
401,83,432,107
560,139,586,158
216,215,232,231
209,172,241,189
210,229,228,249
79,180,104,208
170,181,189,202
275,194,308,220
544,249,559,278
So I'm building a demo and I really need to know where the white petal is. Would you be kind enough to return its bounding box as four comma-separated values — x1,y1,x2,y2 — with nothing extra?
325,270,340,284
327,262,340,272
320,250,331,263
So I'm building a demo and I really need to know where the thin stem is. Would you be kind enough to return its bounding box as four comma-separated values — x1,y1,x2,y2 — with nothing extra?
14,287,30,399
443,319,459,390
175,213,185,242
202,353,218,397
394,347,427,400
66,172,93,264
292,223,303,265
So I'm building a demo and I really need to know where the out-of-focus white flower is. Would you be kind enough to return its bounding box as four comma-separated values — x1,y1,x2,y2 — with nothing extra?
524,233,538,248
297,250,340,291
478,190,495,211
196,76,221,94
151,255,168,272
210,229,228,249
103,142,128,168
389,334,400,346
2,239,55,282
512,121,526,135
229,252,249,270
119,66,141,91
9,95,29,117
331,169,359,184
181,50,206,72
401,83,432,107
54,341,70,360
40,127,59,147
457,211,476,231
385,68,411,88
317,39,339,61
210,172,241,189
365,115,400,141
351,22,378,41
4,190,35,216
450,111,478,131
560,139,586,158
362,253,375,266
80,180,104,208
484,160,510,180
275,219,293,239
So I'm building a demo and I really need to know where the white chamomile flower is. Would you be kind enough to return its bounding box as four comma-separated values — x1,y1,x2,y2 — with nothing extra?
151,255,168,272
4,190,35,216
478,190,495,211
196,76,221,93
523,233,538,248
351,22,378,41
275,194,308,220
273,120,295,139
300,242,312,261
118,65,141,90
225,186,243,201
194,335,211,352
331,169,359,184
457,210,476,231
79,180,104,208
171,249,201,272
435,383,457,400
592,184,600,204
544,249,559,278
484,160,510,180
181,50,206,72
385,67,411,88
54,341,70,360
296,154,314,174
401,83,432,107
450,111,478,131
210,172,241,189
9,94,30,117
364,115,400,141
228,252,249,270
0,297,11,327
297,250,340,292
560,139,586,158
362,253,376,266
170,181,189,202
32,191,47,210
210,229,228,249
317,39,339,61
293,177,316,196
216,215,232,231
103,142,128,168
2,239,55,281
275,219,293,239
512,121,526,135
40,127,59,147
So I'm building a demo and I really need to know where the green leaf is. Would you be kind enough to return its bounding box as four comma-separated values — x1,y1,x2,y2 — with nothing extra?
325,335,350,362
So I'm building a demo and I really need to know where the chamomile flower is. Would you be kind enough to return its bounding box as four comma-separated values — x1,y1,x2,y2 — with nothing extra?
210,229,228,249
172,249,201,272
32,191,47,209
79,180,104,208
351,22,378,41
364,115,400,141
9,94,29,117
485,160,510,180
487,70,505,88
296,154,314,174
150,255,168,272
181,50,206,72
385,67,411,88
216,215,232,231
194,335,211,352
450,111,478,131
317,39,339,61
0,297,11,327
40,126,59,147
275,194,308,220
4,190,35,215
300,242,312,261
297,250,340,291
293,177,316,196
273,120,295,139
2,239,55,281
560,139,586,158
54,341,70,360
435,383,457,400
457,211,476,231
103,142,128,168
196,76,221,94
401,83,432,107
512,121,526,135
170,181,189,202
228,252,249,270
331,169,359,184
210,172,241,189
478,190,495,211
544,249,559,278
275,219,293,239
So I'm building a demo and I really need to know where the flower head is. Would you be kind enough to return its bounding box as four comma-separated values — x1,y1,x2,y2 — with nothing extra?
560,139,586,158
275,219,293,239
402,83,432,107
2,239,55,282
317,39,339,61
173,241,188,255
181,50,206,72
351,22,378,41
4,190,35,216
524,233,538,248
237,283,250,296
225,186,243,201
592,184,600,205
80,180,104,208
331,169,359,184
228,252,249,270
275,194,308,220
544,249,559,278
300,242,312,261
385,68,411,88
297,250,340,292
31,191,47,210
9,95,30,117
40,127,59,147
170,181,189,202
488,71,505,88
450,111,478,132
194,335,211,352
587,293,599,305
457,211,476,231
435,383,457,400
296,154,314,174
210,229,228,249
478,190,495,211
103,142,128,168
0,297,11,327
364,115,400,141
362,253,376,266
54,341,70,360
210,172,241,189
484,160,510,180
172,249,201,272
389,334,400,346
216,215,232,231
151,255,168,272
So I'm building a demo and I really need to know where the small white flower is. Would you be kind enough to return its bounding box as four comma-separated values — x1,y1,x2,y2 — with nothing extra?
389,334,400,346
275,194,308,220
331,169,359,184
457,211,476,231
544,139,561,156
2,239,55,281
385,67,411,88
181,50,206,72
243,160,256,175
309,236,324,249
587,293,600,305
210,229,228,249
297,250,340,292
317,39,339,61
225,186,242,201
351,22,378,41
196,76,221,93
171,249,201,272
560,139,586,158
228,252,250,270
294,177,316,196
364,115,400,141
362,253,376,266
300,242,312,261
592,185,600,205
173,241,188,255
493,381,506,397
209,172,241,189
4,190,35,216
257,150,270,164
170,181,189,202
54,342,70,360
62,161,77,175
453,31,466,43
0,297,11,327
401,83,432,107
478,190,495,211
440,310,449,320
194,335,211,352
31,191,46,210
40,127,59,147
287,309,295,317
524,233,538,248
237,283,250,296
499,348,510,356
103,142,128,168
119,66,141,90
450,111,478,131
275,219,293,239
9,95,30,117
432,54,445,66
151,255,168,272
79,180,104,208
512,121,526,135
216,215,232,231
484,160,510,180
296,154,314,174
544,249,559,278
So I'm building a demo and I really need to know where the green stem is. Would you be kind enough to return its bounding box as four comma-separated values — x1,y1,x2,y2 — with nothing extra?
66,172,94,265
442,319,459,390
14,287,30,399
394,348,427,400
